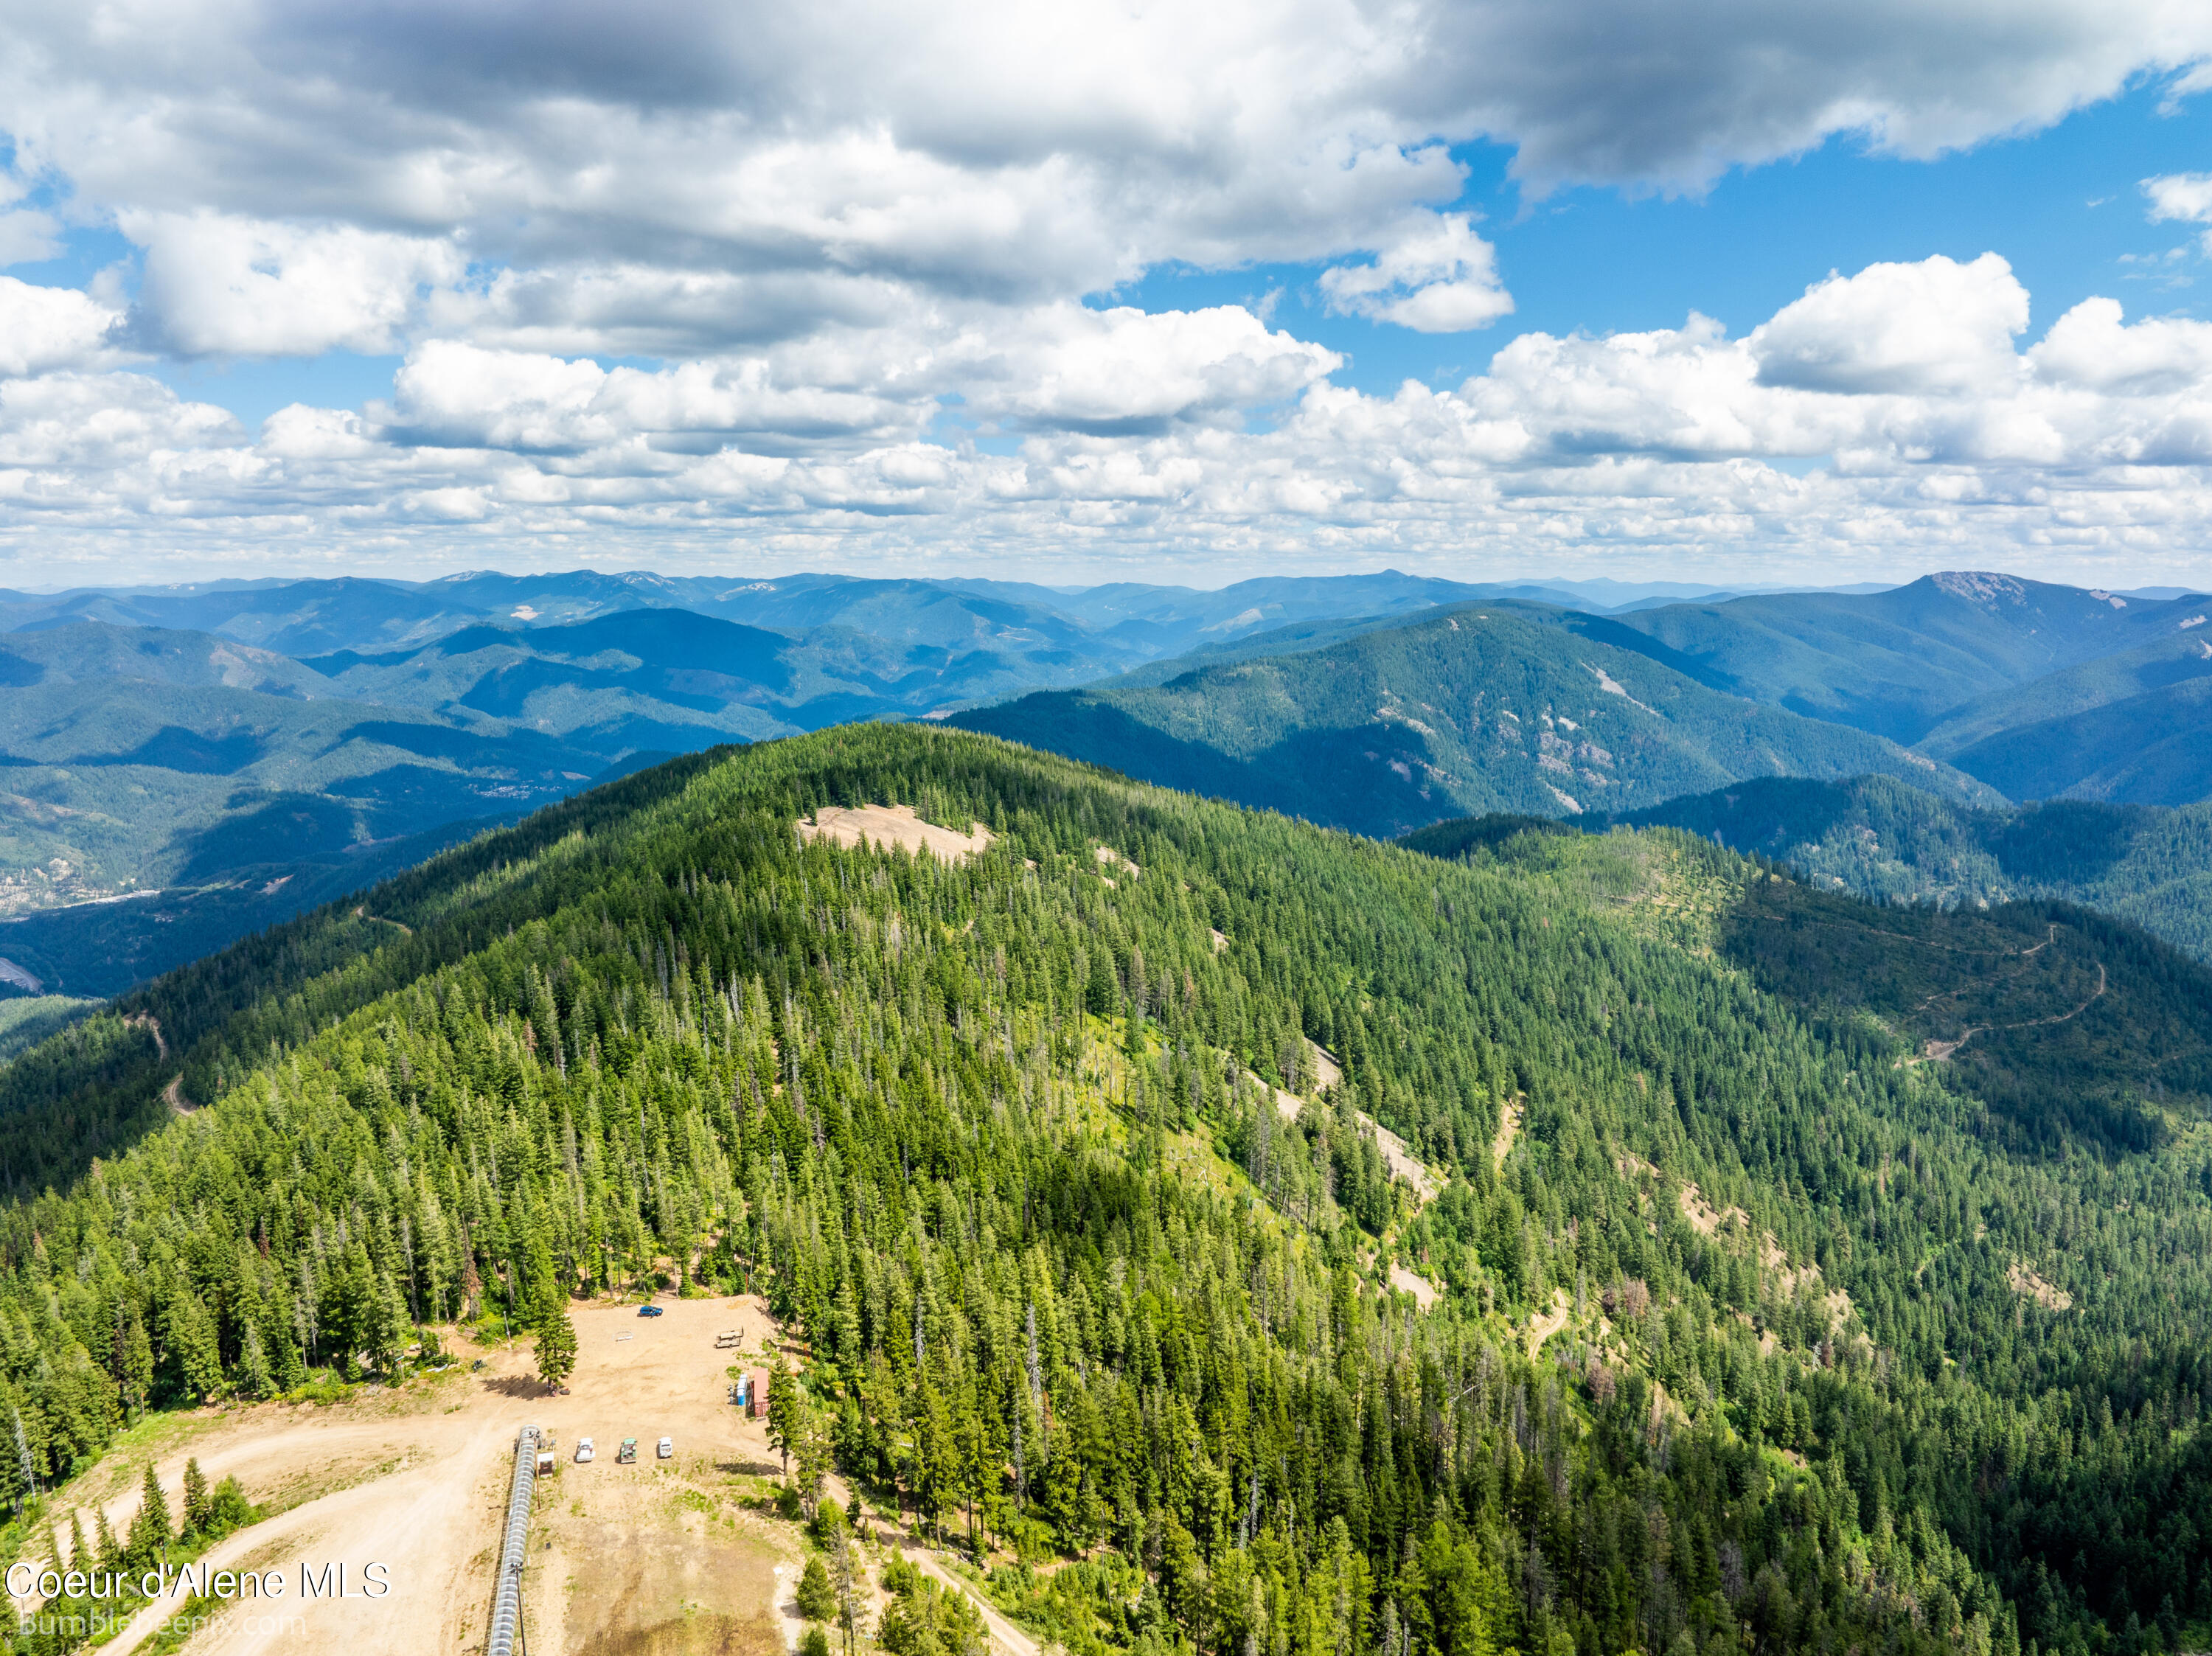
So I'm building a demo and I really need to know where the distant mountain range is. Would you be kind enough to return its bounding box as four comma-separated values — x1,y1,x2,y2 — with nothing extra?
953,604,1998,837
956,572,2210,829
1587,571,2210,744
0,568,1679,664
3,563,2207,997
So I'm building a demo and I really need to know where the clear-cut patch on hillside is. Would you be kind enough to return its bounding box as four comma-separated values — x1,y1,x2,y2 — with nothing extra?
2008,1261,2074,1311
1270,1037,1439,1205
1492,1097,1522,1169
1094,843,1141,877
1389,1264,1439,1309
796,804,992,862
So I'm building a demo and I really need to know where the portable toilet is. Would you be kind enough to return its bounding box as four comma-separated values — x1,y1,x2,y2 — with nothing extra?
748,1370,770,1419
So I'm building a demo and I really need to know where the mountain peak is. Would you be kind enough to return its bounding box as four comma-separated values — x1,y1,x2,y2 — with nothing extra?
1930,571,2028,605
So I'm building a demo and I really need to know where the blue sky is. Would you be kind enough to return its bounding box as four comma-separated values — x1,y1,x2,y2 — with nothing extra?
1120,80,2212,401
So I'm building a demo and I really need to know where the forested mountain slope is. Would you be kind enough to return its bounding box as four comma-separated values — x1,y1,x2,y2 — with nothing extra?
1583,776,2212,961
1914,625,2212,766
1596,574,2209,745
0,728,2209,1656
954,606,1996,837
1937,678,2212,809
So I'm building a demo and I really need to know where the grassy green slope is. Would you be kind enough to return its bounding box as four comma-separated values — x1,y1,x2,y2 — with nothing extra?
0,729,2210,1656
954,605,1995,837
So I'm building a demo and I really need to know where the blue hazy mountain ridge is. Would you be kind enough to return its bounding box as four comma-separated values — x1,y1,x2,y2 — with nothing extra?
0,619,331,697
1905,623,2212,805
951,603,2000,839
296,604,1143,739
1916,622,2212,760
1591,571,2211,745
0,568,1693,667
1938,677,2212,808
0,639,606,891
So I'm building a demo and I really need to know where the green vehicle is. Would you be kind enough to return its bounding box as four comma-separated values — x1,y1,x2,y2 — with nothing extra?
617,1438,638,1464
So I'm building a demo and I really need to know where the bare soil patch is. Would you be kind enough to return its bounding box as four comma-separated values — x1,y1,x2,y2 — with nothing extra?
1305,1040,1342,1092
1491,1099,1521,1169
1268,1050,1437,1206
1368,1118,1438,1203
1388,1264,1439,1310
1677,1183,1747,1237
798,805,992,863
2008,1261,2074,1311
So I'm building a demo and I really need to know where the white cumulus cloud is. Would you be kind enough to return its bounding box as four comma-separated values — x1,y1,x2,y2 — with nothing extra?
2143,171,2212,223
1750,254,2028,396
0,4,2211,583
0,277,124,377
1319,215,1514,333
122,211,464,358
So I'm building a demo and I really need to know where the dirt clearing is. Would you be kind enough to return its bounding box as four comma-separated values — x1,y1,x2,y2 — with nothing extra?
2008,1262,2074,1311
86,1296,793,1656
1388,1265,1439,1309
798,804,992,863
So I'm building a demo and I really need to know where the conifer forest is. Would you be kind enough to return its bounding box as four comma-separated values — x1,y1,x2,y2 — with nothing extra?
1,726,2209,1656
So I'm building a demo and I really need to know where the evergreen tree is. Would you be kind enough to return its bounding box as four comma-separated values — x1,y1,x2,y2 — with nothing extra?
125,1464,171,1568
535,1302,578,1393
183,1457,211,1536
765,1343,798,1481
796,1554,836,1622
233,1323,273,1401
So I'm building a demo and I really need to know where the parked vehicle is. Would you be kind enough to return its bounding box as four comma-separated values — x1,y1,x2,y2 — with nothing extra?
638,1304,664,1318
575,1438,594,1463
657,1436,674,1459
618,1438,638,1464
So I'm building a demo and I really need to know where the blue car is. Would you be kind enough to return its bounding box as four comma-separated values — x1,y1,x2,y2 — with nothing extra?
638,1304,664,1317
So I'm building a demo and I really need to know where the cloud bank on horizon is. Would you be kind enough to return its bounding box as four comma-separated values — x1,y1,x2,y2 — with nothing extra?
4,0,2212,586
